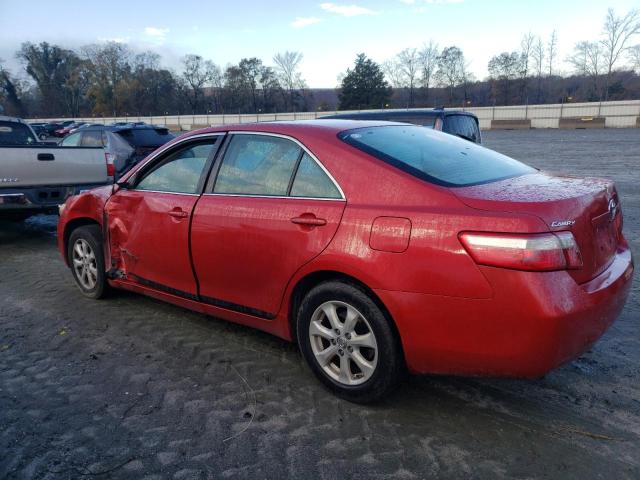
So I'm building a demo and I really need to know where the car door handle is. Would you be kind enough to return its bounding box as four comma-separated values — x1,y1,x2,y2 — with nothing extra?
37,153,55,161
291,215,327,226
168,209,189,219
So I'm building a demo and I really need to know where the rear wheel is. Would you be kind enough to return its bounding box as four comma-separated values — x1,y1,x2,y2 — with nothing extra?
67,225,108,299
297,281,404,403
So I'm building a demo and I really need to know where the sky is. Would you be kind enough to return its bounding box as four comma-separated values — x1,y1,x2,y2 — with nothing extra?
1,0,639,88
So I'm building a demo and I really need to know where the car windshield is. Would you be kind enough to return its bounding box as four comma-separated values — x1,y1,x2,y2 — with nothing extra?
116,128,174,147
0,121,37,146
339,125,534,187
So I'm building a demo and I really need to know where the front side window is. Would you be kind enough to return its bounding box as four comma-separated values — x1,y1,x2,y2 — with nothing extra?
291,153,341,198
339,125,534,187
214,134,301,196
135,140,216,194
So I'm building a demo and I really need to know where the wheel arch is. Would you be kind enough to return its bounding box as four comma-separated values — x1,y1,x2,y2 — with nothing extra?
287,270,405,361
63,217,101,265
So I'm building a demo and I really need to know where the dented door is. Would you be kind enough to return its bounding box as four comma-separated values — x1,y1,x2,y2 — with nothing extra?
105,190,199,296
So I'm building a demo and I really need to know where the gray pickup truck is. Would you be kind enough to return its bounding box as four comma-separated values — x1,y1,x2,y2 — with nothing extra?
0,116,113,220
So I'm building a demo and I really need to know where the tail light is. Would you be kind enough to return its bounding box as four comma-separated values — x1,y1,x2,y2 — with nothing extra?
105,153,116,177
459,231,583,272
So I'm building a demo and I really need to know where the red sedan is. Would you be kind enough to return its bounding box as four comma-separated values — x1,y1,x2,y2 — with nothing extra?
57,121,634,402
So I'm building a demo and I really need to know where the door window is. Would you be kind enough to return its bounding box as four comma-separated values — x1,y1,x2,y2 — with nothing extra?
290,153,341,199
135,140,216,194
214,134,301,196
61,132,82,146
80,131,104,147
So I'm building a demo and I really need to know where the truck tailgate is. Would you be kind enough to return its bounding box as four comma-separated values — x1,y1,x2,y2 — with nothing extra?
1,146,107,187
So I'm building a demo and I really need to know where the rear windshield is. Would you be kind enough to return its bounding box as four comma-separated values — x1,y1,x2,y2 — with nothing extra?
0,121,37,146
116,128,174,147
339,125,534,187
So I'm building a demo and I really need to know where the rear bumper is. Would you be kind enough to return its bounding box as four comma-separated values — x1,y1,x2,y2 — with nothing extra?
0,184,108,215
376,246,634,377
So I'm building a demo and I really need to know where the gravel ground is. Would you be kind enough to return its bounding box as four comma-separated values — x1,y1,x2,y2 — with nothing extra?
1,128,638,479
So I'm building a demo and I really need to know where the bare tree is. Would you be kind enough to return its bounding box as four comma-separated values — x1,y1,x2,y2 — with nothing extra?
519,33,535,101
568,41,603,98
601,8,640,100
547,30,558,76
382,59,404,88
436,46,466,104
397,48,420,107
273,51,304,111
567,41,590,75
182,54,218,114
531,36,545,103
629,44,640,73
419,41,439,104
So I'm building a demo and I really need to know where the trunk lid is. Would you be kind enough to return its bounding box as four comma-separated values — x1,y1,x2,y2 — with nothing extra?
453,172,622,283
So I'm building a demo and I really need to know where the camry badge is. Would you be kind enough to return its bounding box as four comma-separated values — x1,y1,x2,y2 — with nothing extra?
551,220,575,227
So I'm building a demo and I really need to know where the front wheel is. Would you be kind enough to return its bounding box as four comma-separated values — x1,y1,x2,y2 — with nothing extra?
67,225,108,299
297,281,404,403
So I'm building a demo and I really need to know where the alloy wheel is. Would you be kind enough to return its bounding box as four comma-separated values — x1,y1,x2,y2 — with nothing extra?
308,300,378,386
72,238,98,290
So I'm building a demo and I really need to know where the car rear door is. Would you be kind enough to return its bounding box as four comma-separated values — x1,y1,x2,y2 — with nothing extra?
190,132,346,319
105,135,222,296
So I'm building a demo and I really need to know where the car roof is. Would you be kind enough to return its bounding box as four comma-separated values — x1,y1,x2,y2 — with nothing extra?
188,119,411,138
0,115,29,124
321,109,477,120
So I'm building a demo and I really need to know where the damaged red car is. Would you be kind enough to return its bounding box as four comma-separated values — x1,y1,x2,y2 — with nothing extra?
57,121,634,402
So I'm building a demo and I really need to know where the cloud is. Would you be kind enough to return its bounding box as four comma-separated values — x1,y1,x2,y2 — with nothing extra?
320,3,378,17
144,27,169,39
97,37,130,44
292,17,322,28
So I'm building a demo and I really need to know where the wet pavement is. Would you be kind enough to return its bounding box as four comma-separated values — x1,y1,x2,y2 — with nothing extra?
1,129,639,479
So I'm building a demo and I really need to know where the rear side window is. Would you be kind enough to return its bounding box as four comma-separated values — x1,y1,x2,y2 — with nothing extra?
443,115,480,143
214,134,301,196
80,131,104,147
0,121,36,145
291,153,341,198
339,125,534,187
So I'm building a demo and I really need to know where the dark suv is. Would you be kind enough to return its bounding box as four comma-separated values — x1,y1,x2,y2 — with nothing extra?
322,108,482,144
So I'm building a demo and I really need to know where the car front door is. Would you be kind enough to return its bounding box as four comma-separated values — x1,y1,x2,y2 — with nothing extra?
105,135,222,296
190,132,346,319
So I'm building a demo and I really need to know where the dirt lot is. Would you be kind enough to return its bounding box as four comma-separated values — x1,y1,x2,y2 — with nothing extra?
1,129,639,479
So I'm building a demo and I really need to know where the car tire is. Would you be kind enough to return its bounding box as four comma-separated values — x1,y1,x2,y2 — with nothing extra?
67,225,108,299
297,281,404,403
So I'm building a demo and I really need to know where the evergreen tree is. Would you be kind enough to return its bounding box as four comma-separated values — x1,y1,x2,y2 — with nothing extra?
338,54,391,110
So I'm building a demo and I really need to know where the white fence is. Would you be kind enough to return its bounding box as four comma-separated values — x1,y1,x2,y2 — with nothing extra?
29,100,640,131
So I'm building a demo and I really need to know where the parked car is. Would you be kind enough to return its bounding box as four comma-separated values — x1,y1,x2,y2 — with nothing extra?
0,116,114,220
57,120,633,402
52,120,77,137
111,124,175,165
29,123,51,140
60,125,174,175
322,108,482,144
60,127,134,176
68,123,104,135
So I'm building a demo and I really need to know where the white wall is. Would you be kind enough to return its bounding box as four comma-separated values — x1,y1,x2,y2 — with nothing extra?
29,100,640,131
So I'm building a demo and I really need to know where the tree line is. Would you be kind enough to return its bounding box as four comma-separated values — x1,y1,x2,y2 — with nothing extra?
0,43,312,118
1,7,639,118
